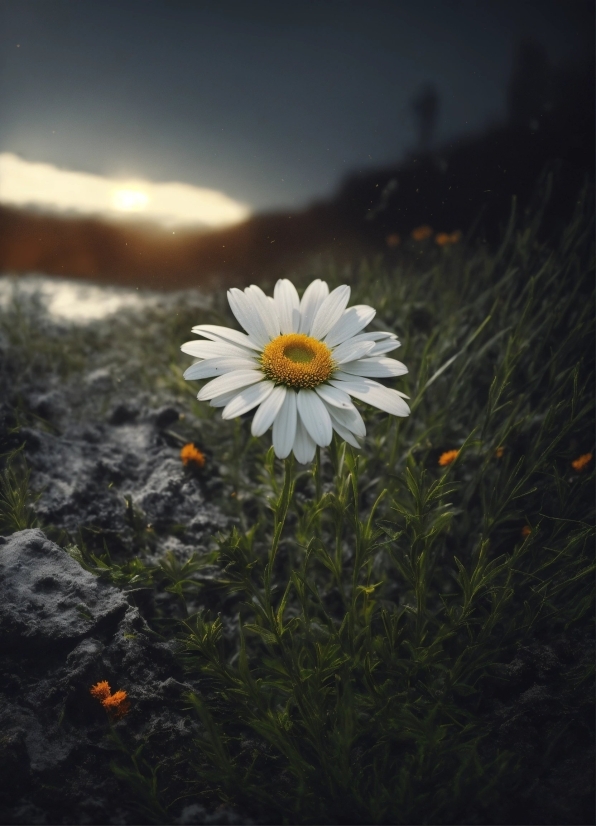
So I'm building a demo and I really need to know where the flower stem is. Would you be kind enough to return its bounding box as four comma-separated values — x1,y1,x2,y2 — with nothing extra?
314,446,322,503
264,454,294,605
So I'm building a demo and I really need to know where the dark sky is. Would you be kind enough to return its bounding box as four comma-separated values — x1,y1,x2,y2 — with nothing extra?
0,0,592,212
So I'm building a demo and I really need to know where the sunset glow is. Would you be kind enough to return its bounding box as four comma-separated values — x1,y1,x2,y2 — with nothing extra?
112,188,150,212
0,153,250,228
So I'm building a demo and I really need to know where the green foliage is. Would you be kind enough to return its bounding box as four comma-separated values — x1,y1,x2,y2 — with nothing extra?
0,179,593,823
106,727,170,824
0,447,40,534
176,188,594,823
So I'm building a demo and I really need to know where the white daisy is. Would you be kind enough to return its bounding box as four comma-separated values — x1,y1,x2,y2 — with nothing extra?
181,279,410,463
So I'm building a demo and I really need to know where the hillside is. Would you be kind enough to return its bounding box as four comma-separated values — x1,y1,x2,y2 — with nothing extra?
0,51,592,290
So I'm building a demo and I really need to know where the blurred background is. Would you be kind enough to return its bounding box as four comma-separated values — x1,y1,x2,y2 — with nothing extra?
0,0,593,296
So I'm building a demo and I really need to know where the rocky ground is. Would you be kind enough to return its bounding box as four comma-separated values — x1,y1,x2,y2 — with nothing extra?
0,285,246,824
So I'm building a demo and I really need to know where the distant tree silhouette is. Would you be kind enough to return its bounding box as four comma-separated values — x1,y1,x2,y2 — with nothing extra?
507,38,551,129
410,83,440,150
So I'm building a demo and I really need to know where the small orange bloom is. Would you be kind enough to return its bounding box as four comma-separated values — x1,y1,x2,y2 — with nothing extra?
103,690,128,707
90,680,111,700
495,446,505,458
102,691,130,718
110,702,130,720
438,449,459,466
101,691,130,717
411,225,433,241
90,682,131,719
571,452,593,472
521,525,532,537
436,230,462,246
180,443,206,468
386,233,401,248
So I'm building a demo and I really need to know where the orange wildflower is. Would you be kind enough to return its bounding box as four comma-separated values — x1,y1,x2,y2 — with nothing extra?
571,452,593,472
495,446,505,458
90,682,131,719
180,443,206,468
102,690,131,718
90,680,111,700
411,225,433,241
435,230,462,246
386,233,401,248
438,449,459,466
521,525,532,537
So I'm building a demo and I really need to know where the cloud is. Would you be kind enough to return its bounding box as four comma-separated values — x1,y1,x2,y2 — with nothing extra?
0,153,251,229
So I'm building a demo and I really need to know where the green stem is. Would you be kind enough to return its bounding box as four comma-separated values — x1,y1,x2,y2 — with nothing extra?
314,446,322,502
389,416,402,468
264,454,295,607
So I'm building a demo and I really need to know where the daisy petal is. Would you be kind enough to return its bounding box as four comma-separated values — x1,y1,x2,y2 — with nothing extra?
184,357,258,380
310,285,351,341
222,381,275,420
198,369,264,401
181,340,252,359
328,416,361,448
315,383,353,409
330,377,410,417
332,371,409,395
209,389,240,408
227,288,270,348
274,279,300,334
298,279,329,335
349,332,401,354
297,389,333,447
324,305,376,347
331,338,376,364
293,415,317,464
272,389,297,458
370,339,402,355
251,385,287,437
338,357,408,378
327,403,366,438
190,324,261,351
245,285,280,340
350,331,398,342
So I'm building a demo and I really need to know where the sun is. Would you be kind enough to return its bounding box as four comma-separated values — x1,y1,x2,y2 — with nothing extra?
112,188,150,212
0,153,251,228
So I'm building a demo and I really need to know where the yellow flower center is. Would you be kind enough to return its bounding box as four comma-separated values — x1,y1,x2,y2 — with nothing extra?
261,333,334,389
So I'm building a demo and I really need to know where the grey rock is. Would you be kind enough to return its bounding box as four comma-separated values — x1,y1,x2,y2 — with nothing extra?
108,403,140,425
84,367,114,393
153,406,181,429
177,803,250,825
26,415,225,556
0,530,128,651
0,529,202,824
